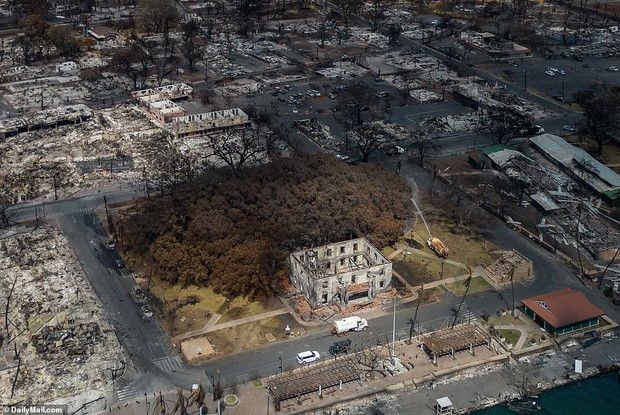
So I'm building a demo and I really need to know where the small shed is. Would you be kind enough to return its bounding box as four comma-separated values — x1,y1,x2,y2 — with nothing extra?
436,396,453,414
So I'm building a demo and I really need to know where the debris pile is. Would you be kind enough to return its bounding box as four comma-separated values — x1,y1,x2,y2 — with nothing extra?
0,227,125,408
485,250,533,284
32,323,102,358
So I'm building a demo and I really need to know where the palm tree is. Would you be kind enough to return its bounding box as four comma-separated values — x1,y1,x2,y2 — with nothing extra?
188,382,206,411
408,285,424,342
152,390,170,415
452,267,473,328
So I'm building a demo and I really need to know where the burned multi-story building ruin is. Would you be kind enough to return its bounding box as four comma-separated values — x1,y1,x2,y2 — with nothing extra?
289,238,392,308
171,108,251,138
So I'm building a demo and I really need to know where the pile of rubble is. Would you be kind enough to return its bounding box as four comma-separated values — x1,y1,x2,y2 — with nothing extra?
485,250,533,284
0,104,163,202
294,118,340,153
0,226,125,408
32,323,102,358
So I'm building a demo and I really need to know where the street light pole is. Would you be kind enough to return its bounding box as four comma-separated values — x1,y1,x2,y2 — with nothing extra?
523,67,527,90
391,297,396,363
279,356,282,376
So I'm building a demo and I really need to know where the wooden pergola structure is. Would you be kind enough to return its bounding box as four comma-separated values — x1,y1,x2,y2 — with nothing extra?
421,324,490,362
267,357,361,410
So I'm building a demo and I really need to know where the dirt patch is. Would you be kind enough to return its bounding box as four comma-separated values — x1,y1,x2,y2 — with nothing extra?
206,314,303,356
181,337,217,363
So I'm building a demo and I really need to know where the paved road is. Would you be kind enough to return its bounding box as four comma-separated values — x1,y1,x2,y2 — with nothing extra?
9,155,620,402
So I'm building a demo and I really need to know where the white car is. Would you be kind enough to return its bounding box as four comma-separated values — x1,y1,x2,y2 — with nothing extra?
335,154,349,161
545,70,556,76
563,125,575,132
558,69,566,75
608,66,619,72
292,108,298,114
297,350,320,364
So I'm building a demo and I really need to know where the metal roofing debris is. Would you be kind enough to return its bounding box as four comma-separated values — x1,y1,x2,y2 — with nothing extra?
530,192,562,211
531,134,620,197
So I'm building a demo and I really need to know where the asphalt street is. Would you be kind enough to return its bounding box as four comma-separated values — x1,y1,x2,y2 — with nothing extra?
5,7,619,402
10,153,620,403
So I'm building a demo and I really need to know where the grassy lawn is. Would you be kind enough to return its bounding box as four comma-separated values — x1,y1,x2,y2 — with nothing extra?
499,329,521,346
404,207,495,272
147,280,228,336
217,296,281,324
145,276,282,337
444,276,492,296
487,314,525,326
393,254,467,286
381,246,397,259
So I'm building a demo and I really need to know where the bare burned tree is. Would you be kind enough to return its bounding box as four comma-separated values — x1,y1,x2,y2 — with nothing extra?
486,110,531,145
136,0,179,34
332,0,363,25
573,83,620,155
181,20,202,72
337,82,375,127
235,0,266,37
356,338,389,379
385,23,402,45
368,0,387,33
410,130,440,167
351,122,394,162
208,127,271,175
141,132,198,195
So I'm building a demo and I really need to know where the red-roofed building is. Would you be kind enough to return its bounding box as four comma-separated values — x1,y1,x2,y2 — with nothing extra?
522,289,605,335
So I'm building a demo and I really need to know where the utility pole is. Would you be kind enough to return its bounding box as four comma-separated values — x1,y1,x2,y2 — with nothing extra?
523,67,527,90
53,174,58,200
562,81,565,100
391,297,396,363
510,268,516,315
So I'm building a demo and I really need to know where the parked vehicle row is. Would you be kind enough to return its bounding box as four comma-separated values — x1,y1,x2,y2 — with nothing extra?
295,317,367,365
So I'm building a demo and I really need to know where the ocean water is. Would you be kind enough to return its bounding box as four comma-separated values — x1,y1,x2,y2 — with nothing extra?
472,372,620,415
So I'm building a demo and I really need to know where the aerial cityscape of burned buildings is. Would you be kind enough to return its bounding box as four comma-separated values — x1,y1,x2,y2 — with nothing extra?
1,0,620,414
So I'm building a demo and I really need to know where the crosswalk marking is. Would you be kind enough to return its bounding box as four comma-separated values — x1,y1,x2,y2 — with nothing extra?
152,356,183,372
117,385,136,402
157,334,177,355
457,303,477,323
119,268,132,278
58,206,95,216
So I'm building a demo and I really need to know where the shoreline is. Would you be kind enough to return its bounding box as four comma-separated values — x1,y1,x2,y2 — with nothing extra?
464,364,620,414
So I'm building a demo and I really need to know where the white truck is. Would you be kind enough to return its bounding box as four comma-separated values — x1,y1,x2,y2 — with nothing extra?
331,316,368,336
